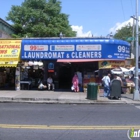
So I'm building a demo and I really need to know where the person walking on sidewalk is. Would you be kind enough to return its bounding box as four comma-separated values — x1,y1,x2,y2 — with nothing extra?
102,73,111,97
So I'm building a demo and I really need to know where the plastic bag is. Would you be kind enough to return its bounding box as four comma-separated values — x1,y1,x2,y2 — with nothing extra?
71,85,74,90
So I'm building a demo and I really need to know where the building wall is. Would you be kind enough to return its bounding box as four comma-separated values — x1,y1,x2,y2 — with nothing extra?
0,30,11,38
0,18,15,38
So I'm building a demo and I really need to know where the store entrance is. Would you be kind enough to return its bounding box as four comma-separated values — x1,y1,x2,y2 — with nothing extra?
0,67,15,90
58,63,72,90
57,61,98,91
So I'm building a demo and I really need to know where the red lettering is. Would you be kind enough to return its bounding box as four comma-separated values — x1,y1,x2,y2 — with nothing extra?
0,50,7,54
30,45,37,50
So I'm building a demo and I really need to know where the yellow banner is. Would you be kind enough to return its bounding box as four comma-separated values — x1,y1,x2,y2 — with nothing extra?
0,40,21,61
99,61,125,69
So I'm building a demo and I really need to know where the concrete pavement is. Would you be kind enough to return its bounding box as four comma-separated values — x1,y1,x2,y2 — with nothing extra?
0,90,140,104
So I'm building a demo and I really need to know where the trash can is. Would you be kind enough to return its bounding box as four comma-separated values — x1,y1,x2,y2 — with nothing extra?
87,83,98,100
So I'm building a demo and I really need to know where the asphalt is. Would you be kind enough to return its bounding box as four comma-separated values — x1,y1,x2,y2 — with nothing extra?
0,90,140,104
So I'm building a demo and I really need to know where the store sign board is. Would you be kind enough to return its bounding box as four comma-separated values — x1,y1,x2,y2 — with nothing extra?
50,45,74,51
21,42,130,60
48,63,54,69
0,40,21,61
24,45,48,51
99,61,125,69
76,45,101,51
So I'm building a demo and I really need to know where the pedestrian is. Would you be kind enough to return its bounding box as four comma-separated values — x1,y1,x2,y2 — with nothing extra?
102,73,111,97
72,73,79,92
47,75,55,90
76,70,83,91
111,74,123,86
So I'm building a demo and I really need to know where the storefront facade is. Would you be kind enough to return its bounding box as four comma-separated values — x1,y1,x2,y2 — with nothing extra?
20,38,130,90
0,39,21,90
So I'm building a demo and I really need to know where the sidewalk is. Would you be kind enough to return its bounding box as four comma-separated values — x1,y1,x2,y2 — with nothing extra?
0,90,139,104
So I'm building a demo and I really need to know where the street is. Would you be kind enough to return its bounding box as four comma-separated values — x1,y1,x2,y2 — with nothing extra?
0,103,140,140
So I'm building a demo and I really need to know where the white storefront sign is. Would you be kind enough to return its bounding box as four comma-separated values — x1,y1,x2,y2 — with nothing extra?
24,45,48,51
50,45,74,51
76,45,102,51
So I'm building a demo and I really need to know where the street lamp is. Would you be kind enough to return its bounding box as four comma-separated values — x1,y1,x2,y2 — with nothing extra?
132,0,139,100
109,32,113,39
59,32,63,39
106,32,114,39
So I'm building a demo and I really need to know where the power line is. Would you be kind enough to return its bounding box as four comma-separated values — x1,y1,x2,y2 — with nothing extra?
120,0,125,20
130,0,134,15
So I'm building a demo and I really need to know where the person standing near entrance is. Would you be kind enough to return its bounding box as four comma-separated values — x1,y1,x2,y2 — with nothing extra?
47,75,54,90
77,70,83,91
72,73,79,92
102,73,111,97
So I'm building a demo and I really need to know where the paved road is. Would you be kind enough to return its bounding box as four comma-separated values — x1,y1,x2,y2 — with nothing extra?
0,103,140,140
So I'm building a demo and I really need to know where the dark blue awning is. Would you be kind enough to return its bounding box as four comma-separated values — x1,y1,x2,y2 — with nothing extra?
21,38,130,60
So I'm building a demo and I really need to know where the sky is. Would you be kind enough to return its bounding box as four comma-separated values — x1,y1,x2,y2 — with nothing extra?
0,0,140,37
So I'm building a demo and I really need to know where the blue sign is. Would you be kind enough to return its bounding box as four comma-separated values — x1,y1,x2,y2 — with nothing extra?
48,63,54,69
21,39,130,60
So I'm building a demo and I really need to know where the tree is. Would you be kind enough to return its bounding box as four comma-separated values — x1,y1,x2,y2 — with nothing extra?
114,23,133,41
6,0,76,38
114,23,140,44
114,23,140,66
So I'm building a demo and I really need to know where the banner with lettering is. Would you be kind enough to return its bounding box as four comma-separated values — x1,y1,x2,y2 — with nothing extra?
99,61,125,69
21,39,130,60
0,40,21,61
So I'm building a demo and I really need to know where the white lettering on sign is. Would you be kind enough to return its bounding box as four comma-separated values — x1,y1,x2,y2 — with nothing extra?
71,52,102,58
76,45,102,51
50,45,74,51
24,45,48,51
117,45,130,53
22,51,102,59
24,52,64,59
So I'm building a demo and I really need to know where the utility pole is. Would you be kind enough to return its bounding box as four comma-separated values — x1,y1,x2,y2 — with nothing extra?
133,0,139,100
131,16,135,57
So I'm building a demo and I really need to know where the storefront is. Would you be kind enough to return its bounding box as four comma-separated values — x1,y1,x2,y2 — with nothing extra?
20,38,130,90
0,39,21,90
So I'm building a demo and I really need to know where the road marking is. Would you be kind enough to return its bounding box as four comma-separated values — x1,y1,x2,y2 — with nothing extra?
0,124,140,130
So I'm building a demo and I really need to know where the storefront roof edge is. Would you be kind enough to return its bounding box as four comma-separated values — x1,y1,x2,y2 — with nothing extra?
21,38,130,46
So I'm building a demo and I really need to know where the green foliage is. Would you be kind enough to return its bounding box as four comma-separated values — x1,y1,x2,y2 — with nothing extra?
114,23,140,44
114,23,133,41
6,0,76,38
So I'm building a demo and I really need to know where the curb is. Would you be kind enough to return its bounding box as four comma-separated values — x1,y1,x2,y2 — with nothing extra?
0,97,127,104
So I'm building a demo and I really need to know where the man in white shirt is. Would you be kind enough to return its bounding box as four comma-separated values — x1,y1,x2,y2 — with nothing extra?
47,76,54,90
102,73,111,97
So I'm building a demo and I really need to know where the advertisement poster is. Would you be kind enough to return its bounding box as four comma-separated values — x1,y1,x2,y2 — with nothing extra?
99,61,125,69
0,40,21,62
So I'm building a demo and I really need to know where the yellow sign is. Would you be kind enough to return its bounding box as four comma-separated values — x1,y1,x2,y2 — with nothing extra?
99,61,125,69
0,40,21,61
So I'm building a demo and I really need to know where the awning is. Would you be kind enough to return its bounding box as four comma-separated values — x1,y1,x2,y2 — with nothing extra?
57,59,100,63
21,39,130,60
0,64,17,67
57,59,124,63
0,61,18,67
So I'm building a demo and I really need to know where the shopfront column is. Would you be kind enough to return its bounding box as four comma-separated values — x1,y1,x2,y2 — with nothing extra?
43,61,48,80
